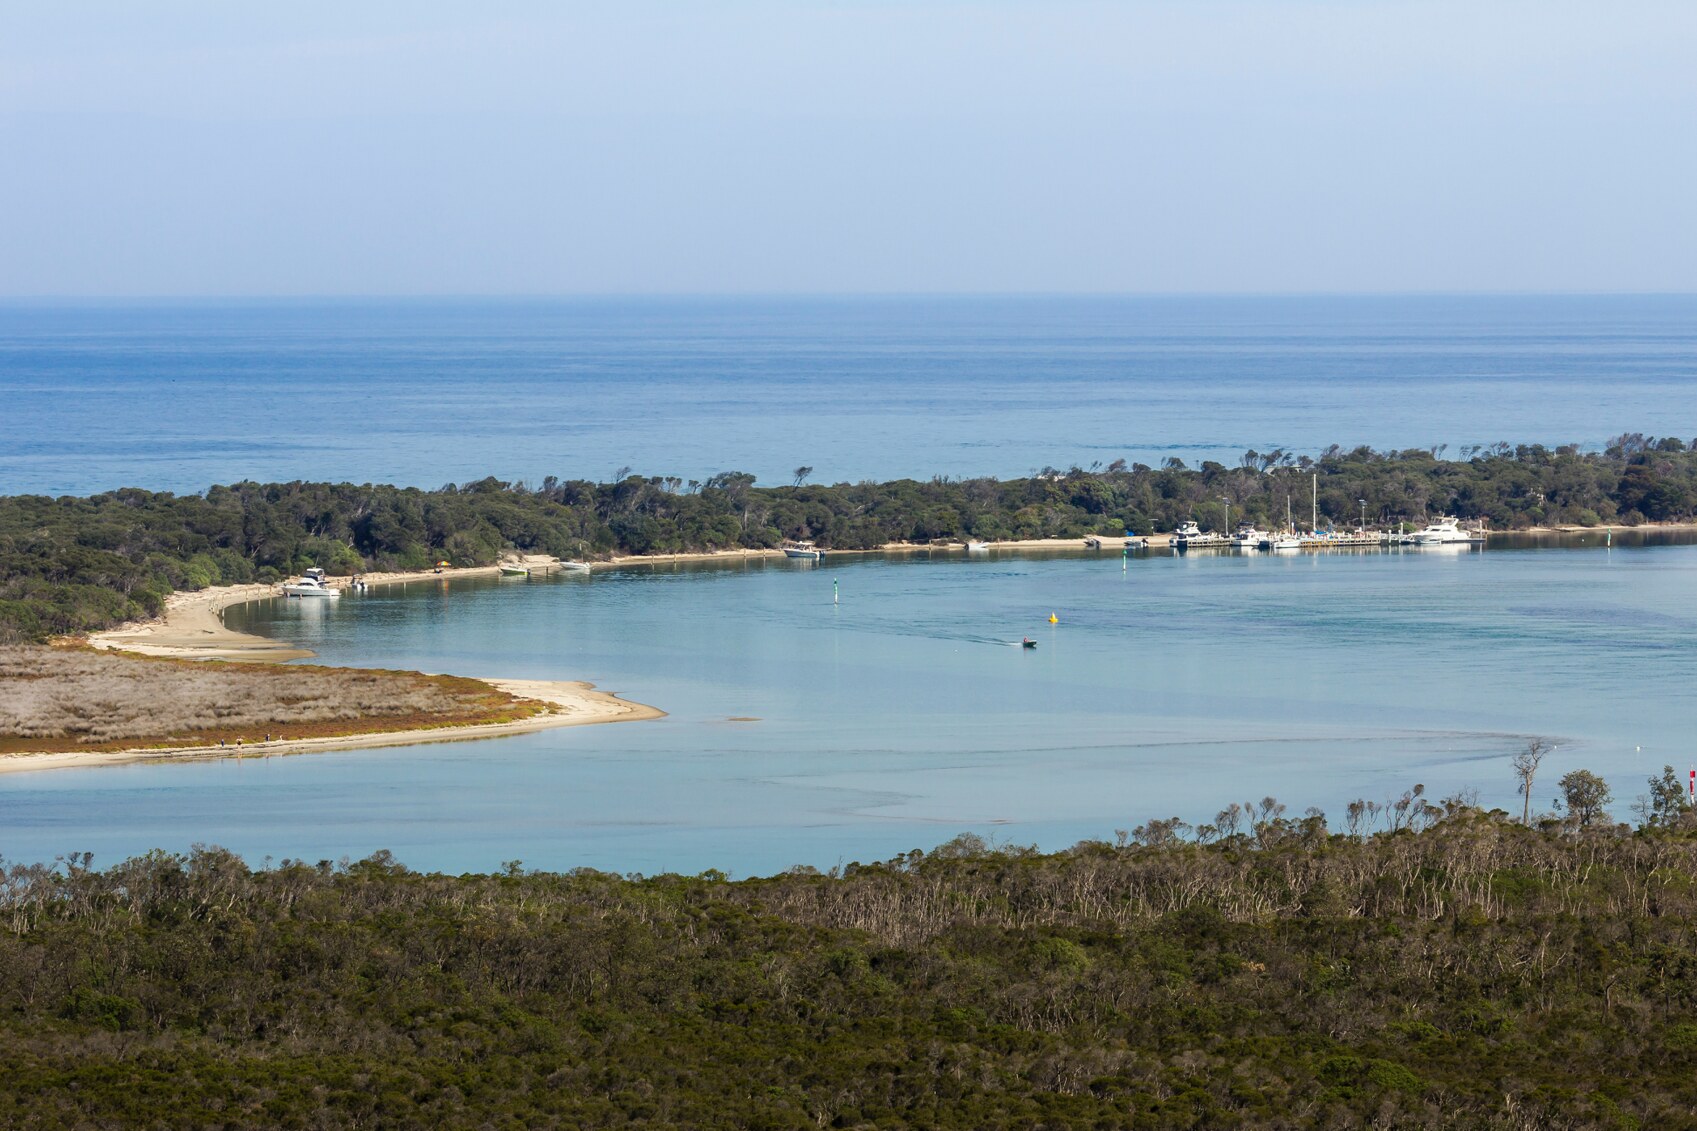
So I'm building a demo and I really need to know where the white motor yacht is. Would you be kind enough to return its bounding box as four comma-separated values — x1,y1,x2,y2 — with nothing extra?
1230,521,1269,549
281,567,339,598
782,540,825,560
1406,517,1485,546
1171,520,1225,549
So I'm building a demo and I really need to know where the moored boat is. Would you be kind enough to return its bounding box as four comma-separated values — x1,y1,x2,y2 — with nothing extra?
1171,520,1225,549
1230,521,1268,549
281,567,339,598
1405,517,1486,546
782,540,825,560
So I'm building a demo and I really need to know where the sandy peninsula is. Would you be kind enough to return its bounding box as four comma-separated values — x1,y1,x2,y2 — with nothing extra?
0,676,663,776
18,558,666,774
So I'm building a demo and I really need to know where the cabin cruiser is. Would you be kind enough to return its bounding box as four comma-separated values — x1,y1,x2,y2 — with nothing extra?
1229,522,1269,549
281,567,339,598
1405,517,1485,546
1170,520,1225,549
1259,532,1302,550
782,540,824,560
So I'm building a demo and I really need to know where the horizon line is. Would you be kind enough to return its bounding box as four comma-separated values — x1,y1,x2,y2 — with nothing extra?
2,289,1695,303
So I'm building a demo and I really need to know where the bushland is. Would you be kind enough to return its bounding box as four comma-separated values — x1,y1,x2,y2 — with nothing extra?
4,794,1697,1128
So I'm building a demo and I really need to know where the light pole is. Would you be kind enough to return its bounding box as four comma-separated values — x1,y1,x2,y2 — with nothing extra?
1218,495,1231,534
1358,498,1367,532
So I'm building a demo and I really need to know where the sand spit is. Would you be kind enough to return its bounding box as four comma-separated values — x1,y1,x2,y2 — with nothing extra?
0,678,665,776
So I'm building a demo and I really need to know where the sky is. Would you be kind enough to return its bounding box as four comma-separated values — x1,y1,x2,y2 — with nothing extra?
1,1,1693,295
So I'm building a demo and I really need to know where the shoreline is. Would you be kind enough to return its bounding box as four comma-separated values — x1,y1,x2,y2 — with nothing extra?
86,520,1696,665
0,678,666,776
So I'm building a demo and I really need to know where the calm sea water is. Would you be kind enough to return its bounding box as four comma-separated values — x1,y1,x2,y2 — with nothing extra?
4,539,1694,876
2,295,1694,496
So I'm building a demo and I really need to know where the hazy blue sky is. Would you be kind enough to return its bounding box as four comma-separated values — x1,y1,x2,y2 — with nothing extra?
2,1,1692,295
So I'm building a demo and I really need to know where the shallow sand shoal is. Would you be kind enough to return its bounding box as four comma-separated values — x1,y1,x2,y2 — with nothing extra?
88,583,318,662
0,678,665,775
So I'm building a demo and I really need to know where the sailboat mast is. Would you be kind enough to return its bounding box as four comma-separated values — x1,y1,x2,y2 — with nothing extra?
1311,473,1318,533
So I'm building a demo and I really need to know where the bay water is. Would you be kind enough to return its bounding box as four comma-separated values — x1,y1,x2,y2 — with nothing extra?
4,537,1695,877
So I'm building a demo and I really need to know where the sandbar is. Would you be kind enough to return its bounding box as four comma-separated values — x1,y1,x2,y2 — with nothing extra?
0,678,664,776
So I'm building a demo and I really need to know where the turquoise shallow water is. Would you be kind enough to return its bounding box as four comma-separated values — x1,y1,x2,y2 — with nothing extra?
4,540,1695,876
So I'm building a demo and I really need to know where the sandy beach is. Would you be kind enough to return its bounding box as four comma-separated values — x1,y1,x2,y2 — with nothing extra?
0,678,665,776
25,555,666,774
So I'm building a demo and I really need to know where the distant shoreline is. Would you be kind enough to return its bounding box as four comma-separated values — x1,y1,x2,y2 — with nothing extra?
86,522,1697,664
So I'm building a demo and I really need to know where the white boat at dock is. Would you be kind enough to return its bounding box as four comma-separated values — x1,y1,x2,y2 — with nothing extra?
1259,497,1304,550
1229,522,1268,549
1404,517,1486,546
281,567,339,598
1170,520,1226,549
782,540,825,560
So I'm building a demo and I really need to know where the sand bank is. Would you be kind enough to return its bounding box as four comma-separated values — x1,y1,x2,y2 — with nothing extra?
0,678,665,776
85,555,572,662
88,583,318,662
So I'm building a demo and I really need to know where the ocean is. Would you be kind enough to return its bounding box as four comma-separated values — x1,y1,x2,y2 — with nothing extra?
2,295,1694,496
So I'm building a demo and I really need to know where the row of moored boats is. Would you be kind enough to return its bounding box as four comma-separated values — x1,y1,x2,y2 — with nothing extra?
1171,516,1485,551
280,559,594,597
285,520,1487,596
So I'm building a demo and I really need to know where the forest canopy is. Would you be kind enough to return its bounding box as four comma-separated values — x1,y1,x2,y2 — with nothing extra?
2,435,1693,641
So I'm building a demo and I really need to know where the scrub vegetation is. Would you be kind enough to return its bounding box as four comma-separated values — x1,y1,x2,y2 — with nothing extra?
0,646,540,753
3,784,1696,1129
3,432,1694,641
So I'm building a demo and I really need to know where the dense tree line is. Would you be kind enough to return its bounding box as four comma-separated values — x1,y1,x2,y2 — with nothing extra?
2,770,1696,1129
5,433,1697,641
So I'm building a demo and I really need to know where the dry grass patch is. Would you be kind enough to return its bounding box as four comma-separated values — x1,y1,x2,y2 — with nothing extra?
0,646,546,753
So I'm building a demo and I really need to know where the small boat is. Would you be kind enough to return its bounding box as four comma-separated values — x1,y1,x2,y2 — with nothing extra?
782,540,824,560
964,540,989,553
559,560,592,573
1022,637,1037,649
281,567,339,598
498,564,530,577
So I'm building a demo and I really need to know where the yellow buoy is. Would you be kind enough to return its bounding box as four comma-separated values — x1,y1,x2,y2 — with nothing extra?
1048,612,1058,624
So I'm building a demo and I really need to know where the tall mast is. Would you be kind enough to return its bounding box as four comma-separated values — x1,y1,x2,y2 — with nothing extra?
1311,472,1318,533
